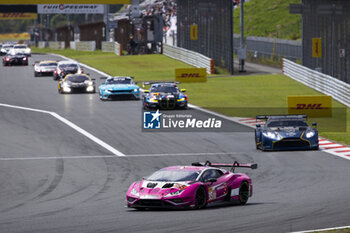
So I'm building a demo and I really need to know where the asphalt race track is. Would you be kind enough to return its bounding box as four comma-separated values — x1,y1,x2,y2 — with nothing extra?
0,54,349,233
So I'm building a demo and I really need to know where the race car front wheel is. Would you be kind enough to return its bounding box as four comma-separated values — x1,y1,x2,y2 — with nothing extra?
238,181,250,205
194,186,207,209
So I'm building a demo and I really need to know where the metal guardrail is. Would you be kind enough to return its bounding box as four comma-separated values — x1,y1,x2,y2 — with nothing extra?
163,44,214,74
234,34,302,61
283,58,350,108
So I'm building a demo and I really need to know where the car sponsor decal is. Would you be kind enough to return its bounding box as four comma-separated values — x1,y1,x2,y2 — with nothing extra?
208,187,216,201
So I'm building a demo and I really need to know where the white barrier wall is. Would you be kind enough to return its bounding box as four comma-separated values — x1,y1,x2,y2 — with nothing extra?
38,41,47,48
163,44,214,74
283,58,350,107
70,41,96,51
114,42,122,56
101,42,115,52
48,41,65,49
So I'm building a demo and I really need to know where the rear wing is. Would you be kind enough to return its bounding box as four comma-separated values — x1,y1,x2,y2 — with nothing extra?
192,161,257,172
143,81,180,85
256,115,307,121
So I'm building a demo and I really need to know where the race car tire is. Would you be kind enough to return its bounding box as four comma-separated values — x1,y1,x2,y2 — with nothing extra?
143,101,149,110
238,181,250,205
34,72,39,77
99,92,107,101
194,186,207,209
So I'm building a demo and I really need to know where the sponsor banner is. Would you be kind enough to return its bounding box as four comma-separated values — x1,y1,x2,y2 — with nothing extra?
0,13,37,20
312,38,322,58
38,4,104,14
287,95,332,117
190,24,198,40
175,68,207,83
0,0,131,4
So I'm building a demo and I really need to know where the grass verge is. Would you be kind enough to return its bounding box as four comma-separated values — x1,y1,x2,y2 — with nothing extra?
31,47,350,145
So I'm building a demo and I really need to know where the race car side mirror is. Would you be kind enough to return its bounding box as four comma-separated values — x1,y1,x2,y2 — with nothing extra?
256,124,261,128
181,89,186,92
312,122,317,127
144,90,149,93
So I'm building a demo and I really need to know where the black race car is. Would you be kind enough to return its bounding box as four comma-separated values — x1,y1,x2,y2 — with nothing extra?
2,51,28,66
53,61,83,80
58,74,96,94
142,82,188,110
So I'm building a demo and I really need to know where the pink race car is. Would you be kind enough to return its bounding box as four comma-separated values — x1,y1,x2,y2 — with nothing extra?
126,161,257,210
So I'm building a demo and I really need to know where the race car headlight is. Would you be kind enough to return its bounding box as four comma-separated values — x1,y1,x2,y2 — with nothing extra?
86,86,94,92
85,80,93,86
165,189,184,197
134,88,139,92
63,87,71,93
131,188,139,197
104,89,111,93
149,98,158,103
306,131,315,138
263,131,282,140
177,98,186,102
23,57,27,60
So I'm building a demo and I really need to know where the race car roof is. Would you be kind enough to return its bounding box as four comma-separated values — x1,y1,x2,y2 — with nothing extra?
39,60,57,64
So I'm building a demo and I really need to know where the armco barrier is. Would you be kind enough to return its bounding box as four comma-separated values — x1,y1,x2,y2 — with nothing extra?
163,44,214,74
114,42,122,56
283,58,350,108
70,41,96,51
48,41,65,49
101,42,115,52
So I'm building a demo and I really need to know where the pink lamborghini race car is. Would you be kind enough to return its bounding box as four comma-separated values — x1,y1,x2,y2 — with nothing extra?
126,161,257,210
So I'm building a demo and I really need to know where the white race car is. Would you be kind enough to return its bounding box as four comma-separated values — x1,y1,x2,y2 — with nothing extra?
12,44,31,57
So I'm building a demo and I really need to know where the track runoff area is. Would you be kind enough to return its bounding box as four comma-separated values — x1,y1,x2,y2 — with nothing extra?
0,52,347,232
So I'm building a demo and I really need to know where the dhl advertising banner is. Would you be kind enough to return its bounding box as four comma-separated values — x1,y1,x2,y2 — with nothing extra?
287,95,332,117
0,13,37,20
175,68,207,83
0,0,131,4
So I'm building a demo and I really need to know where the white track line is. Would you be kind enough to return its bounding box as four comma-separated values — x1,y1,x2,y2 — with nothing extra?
0,103,125,156
290,225,350,233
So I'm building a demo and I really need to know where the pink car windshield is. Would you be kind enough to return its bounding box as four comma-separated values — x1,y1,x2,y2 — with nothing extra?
147,170,200,182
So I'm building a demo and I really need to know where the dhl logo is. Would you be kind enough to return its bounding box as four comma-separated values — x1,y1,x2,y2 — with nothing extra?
294,104,329,109
181,73,201,78
175,68,207,83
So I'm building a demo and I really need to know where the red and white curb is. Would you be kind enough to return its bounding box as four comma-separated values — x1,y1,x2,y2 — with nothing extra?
232,117,350,161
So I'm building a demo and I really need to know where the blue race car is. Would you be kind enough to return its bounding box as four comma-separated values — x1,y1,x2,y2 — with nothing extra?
255,115,319,151
98,76,140,100
142,82,187,110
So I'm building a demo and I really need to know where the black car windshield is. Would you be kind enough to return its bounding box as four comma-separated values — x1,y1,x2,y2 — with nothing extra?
3,45,13,49
40,63,57,66
107,78,132,84
268,120,308,128
14,45,27,49
147,170,200,182
60,64,78,69
151,85,178,93
66,75,89,82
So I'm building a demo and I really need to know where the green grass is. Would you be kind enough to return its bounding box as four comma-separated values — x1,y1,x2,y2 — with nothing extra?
32,48,350,145
234,0,302,40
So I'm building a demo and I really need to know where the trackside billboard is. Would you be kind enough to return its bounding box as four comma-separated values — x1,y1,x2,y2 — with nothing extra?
38,4,104,14
175,68,207,83
287,95,332,117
